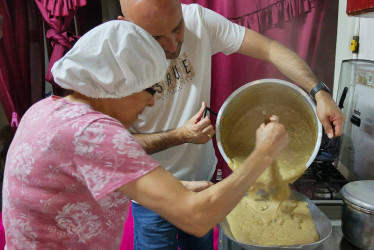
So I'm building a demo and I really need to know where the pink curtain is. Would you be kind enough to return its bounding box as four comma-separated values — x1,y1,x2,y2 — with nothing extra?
35,0,86,88
181,0,338,178
0,0,45,127
0,212,4,249
38,0,86,17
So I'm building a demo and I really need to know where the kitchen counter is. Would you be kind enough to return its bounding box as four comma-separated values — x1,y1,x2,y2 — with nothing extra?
317,221,360,250
218,220,361,250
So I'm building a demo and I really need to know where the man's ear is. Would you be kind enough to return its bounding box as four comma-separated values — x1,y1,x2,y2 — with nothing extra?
117,16,126,21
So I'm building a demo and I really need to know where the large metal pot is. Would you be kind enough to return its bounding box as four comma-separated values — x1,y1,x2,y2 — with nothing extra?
216,79,322,179
219,191,332,249
341,180,374,249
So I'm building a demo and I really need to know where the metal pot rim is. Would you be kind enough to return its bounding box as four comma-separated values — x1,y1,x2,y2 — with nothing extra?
341,180,374,211
343,198,374,214
216,78,322,169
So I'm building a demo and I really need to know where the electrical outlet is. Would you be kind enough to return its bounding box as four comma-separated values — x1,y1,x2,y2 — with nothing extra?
350,36,359,54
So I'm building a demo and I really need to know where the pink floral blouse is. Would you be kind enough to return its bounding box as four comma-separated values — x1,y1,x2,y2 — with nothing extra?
2,96,159,249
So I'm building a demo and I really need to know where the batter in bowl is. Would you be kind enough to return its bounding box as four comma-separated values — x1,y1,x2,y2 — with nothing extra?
224,108,319,246
226,195,319,245
226,157,319,246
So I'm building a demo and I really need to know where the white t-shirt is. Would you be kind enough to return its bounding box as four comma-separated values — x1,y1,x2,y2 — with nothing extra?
130,4,245,181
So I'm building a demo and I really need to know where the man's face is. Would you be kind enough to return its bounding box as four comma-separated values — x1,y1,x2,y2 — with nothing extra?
120,0,185,59
151,19,184,60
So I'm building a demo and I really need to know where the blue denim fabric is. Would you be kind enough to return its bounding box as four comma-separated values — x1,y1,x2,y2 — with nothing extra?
132,201,213,250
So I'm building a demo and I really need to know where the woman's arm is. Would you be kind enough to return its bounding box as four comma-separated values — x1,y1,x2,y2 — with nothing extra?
118,120,288,237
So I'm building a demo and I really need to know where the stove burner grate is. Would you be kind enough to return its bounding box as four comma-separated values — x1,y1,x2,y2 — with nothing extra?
312,182,332,199
290,161,348,201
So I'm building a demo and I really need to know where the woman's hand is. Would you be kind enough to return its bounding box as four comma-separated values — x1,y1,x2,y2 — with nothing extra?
254,115,289,160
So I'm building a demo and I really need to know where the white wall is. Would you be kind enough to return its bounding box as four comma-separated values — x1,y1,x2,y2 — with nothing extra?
334,1,374,180
333,0,358,99
334,0,374,98
358,18,374,60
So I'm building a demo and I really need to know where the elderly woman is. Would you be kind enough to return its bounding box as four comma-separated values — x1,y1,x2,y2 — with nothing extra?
2,21,288,249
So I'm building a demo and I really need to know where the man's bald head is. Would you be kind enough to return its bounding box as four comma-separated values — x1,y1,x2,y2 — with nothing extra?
119,0,184,59
120,0,179,20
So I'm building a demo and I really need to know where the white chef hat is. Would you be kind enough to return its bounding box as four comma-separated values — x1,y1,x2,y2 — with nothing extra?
51,20,167,98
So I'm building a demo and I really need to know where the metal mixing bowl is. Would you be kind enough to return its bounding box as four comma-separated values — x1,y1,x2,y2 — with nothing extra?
216,79,322,172
219,191,332,249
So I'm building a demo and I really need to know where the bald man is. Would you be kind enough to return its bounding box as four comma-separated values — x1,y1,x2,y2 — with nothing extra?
118,0,345,249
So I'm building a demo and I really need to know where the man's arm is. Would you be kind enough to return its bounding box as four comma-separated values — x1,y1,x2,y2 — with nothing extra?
133,101,215,154
236,29,345,138
133,129,185,154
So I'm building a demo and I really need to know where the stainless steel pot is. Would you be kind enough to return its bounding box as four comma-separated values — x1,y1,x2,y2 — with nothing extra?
219,191,332,249
341,180,374,249
216,79,322,175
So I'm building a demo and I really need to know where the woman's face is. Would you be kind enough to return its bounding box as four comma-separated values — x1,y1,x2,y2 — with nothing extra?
115,89,156,128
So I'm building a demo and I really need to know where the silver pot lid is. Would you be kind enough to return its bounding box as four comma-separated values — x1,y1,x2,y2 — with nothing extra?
341,180,374,211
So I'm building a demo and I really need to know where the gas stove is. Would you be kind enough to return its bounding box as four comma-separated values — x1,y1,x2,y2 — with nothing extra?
290,160,348,205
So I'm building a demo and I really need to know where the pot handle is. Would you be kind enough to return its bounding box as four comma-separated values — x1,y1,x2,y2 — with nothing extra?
338,87,348,109
319,87,348,158
203,107,218,118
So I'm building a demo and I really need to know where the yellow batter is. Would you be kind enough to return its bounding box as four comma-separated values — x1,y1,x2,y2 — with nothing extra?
226,196,319,245
226,159,319,246
223,106,319,246
223,103,316,184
